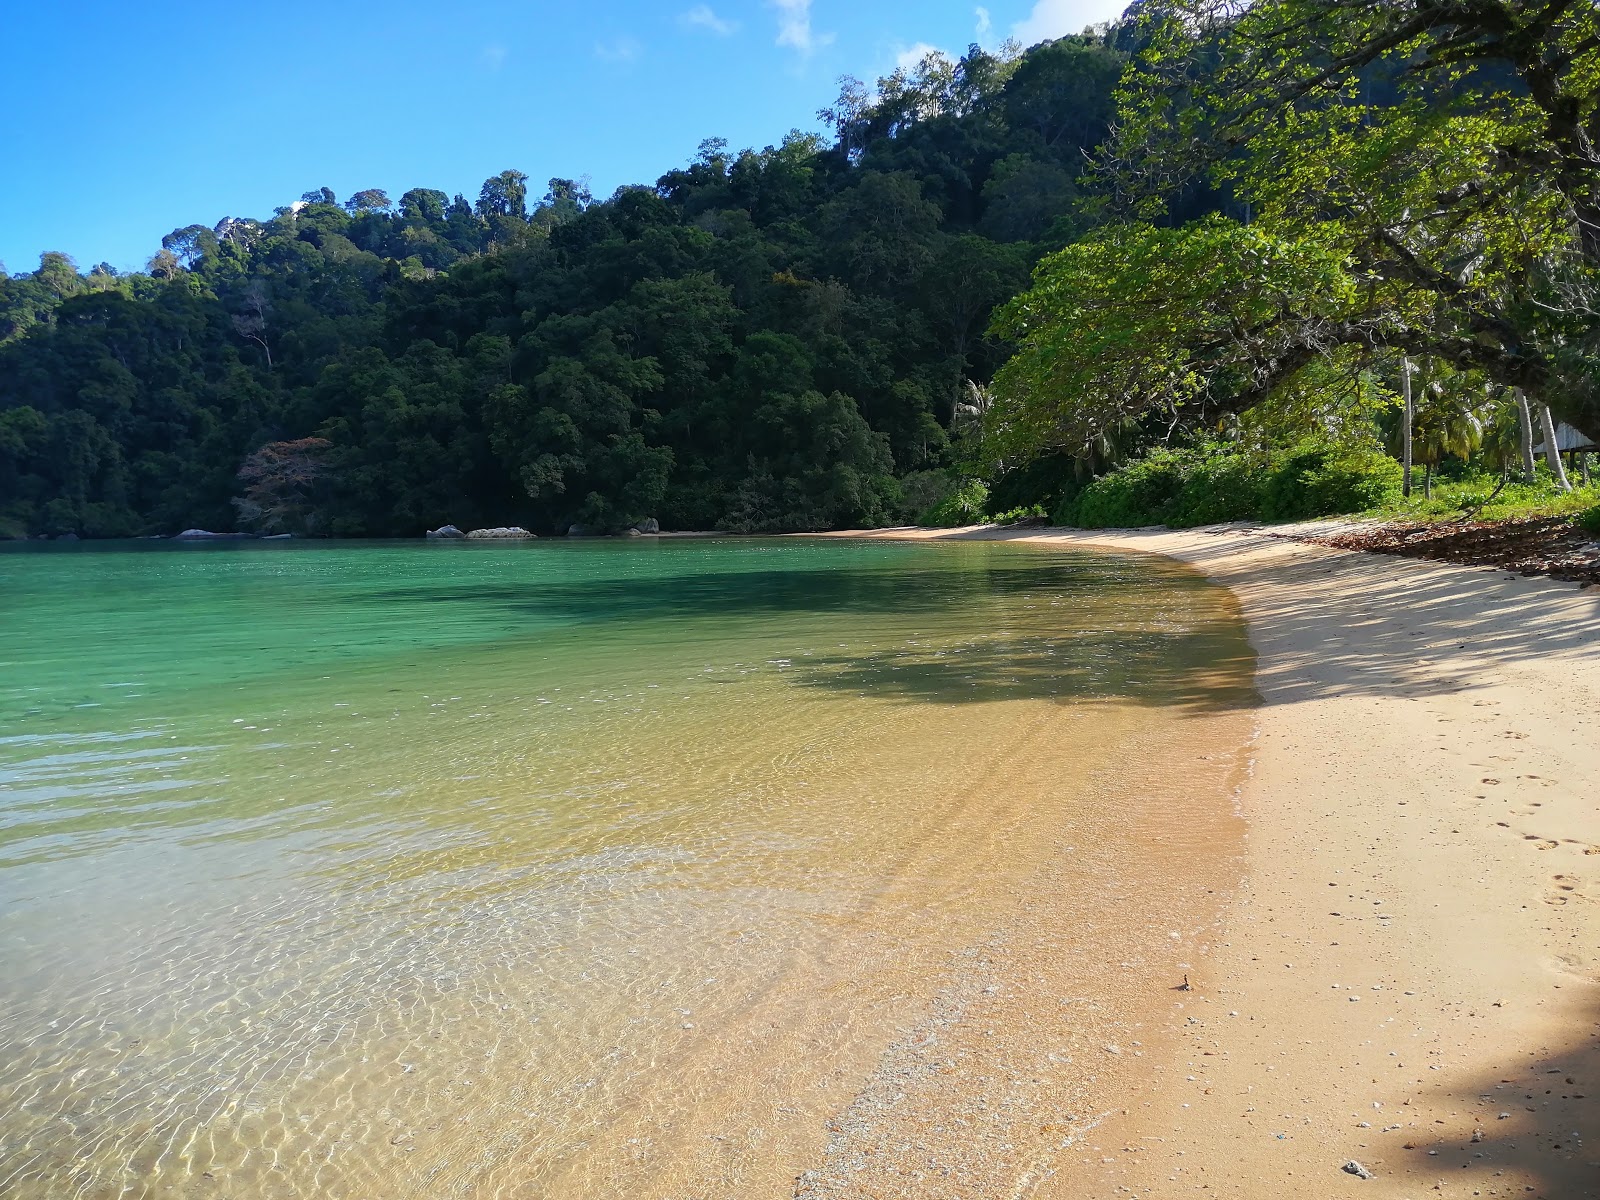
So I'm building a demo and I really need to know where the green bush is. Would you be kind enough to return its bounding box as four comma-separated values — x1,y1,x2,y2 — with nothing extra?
1258,444,1402,521
919,480,990,527
1580,504,1600,535
1167,450,1264,525
1053,440,1402,529
989,503,1048,524
1055,443,1262,529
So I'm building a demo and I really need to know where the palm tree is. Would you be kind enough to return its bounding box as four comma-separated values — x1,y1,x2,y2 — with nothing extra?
1478,391,1525,480
1415,396,1484,499
1385,377,1484,498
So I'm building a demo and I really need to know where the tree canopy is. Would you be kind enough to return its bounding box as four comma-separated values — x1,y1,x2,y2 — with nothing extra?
990,0,1600,468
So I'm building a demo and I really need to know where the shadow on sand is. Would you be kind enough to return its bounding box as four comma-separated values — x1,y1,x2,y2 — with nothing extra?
1408,995,1599,1196
914,526,1600,711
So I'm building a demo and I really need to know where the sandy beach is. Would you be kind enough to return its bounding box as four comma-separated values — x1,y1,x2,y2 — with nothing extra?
836,524,1600,1198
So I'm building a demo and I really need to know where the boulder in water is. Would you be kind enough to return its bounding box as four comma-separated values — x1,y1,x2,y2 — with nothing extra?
426,524,466,539
466,526,535,540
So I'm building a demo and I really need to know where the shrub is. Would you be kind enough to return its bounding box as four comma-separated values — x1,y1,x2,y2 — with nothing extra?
1580,504,1600,535
1056,443,1262,529
1053,439,1402,529
990,503,1048,524
919,479,989,527
1056,449,1181,528
1259,444,1401,521
1165,450,1264,526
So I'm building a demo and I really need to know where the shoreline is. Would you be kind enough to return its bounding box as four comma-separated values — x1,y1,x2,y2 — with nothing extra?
828,524,1600,1197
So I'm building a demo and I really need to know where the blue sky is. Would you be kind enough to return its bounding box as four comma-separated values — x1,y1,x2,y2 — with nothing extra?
0,1,1127,275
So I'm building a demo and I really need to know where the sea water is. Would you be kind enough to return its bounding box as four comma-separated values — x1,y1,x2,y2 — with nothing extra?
0,537,1255,1199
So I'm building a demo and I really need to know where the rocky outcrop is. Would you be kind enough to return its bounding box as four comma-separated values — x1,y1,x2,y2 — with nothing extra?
634,517,661,534
566,524,602,538
174,529,253,540
466,526,536,539
426,524,466,539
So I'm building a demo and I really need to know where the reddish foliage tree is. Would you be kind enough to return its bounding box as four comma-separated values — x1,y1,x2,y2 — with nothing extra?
234,437,333,533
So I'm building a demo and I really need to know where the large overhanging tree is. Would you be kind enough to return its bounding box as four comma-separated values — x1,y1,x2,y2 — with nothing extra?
990,0,1600,460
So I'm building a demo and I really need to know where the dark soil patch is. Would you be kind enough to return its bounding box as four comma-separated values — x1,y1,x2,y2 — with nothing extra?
1305,515,1600,588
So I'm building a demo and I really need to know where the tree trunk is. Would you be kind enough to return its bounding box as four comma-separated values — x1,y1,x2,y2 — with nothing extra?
1514,389,1538,483
1424,460,1433,499
1400,356,1414,498
1538,403,1572,492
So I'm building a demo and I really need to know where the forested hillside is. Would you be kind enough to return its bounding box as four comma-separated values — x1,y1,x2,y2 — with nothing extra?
0,30,1142,539
16,1,1590,543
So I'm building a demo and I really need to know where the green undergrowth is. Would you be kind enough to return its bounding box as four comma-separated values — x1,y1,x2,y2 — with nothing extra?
917,479,991,527
1052,441,1402,529
919,445,1600,533
915,475,1048,528
1367,473,1600,525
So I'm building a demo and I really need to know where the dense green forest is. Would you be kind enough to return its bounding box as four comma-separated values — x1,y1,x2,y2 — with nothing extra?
0,29,1143,539
6,1,1597,540
987,0,1600,528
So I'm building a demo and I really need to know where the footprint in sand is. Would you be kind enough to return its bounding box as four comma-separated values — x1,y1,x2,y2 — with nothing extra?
1546,876,1580,906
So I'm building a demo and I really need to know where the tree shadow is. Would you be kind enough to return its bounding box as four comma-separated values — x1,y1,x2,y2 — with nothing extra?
908,527,1600,710
369,557,1154,621
783,620,1256,713
1404,995,1600,1197
368,550,1260,714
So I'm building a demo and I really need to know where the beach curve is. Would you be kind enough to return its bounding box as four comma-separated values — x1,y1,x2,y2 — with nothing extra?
824,524,1600,1198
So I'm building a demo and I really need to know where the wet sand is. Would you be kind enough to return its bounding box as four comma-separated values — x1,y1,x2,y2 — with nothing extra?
833,525,1600,1198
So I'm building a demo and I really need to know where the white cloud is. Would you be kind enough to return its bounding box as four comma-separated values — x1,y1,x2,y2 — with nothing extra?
975,6,992,37
772,0,834,56
680,4,738,35
594,36,643,62
1013,0,1128,43
895,41,944,73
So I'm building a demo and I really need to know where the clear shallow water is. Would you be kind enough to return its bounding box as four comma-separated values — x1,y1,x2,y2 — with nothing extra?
0,537,1255,1199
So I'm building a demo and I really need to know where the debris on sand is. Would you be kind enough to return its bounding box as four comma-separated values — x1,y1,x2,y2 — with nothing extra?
1305,515,1600,587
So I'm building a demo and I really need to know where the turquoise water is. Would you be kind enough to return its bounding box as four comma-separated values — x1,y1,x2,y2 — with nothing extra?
0,537,1255,1199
